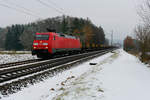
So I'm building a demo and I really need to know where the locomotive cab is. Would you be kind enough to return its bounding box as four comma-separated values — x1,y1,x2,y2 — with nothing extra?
32,33,52,57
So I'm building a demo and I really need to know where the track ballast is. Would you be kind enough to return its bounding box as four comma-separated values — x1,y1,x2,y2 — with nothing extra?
0,49,114,84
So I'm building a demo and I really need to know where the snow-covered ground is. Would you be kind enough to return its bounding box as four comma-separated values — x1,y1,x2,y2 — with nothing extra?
0,54,37,64
0,51,31,54
1,49,150,100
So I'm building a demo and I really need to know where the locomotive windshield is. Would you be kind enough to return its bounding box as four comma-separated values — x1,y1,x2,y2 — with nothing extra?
35,35,49,40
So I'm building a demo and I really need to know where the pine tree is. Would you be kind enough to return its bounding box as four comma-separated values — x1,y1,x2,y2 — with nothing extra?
5,25,24,50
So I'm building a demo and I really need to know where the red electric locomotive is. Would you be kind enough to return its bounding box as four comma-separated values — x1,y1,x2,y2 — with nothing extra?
32,32,81,58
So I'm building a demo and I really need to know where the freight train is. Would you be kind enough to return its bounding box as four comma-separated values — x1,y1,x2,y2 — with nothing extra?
32,32,110,58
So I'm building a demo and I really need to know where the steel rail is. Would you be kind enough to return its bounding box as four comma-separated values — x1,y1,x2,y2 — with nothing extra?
0,59,42,69
0,49,113,83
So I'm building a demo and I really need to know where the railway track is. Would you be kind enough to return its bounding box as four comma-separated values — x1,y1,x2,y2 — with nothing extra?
0,59,43,69
0,49,114,84
0,52,80,70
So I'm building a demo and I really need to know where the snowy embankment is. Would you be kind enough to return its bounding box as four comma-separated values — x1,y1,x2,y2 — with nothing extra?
1,49,150,100
0,54,37,64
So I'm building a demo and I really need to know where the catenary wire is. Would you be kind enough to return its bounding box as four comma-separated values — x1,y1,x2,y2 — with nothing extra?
0,3,40,18
36,0,64,15
47,0,64,11
3,0,42,18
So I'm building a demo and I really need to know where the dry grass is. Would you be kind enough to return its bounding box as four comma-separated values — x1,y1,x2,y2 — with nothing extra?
128,51,150,64
128,51,140,57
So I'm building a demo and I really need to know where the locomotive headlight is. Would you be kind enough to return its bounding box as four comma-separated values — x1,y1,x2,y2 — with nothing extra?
33,43,38,45
43,43,48,45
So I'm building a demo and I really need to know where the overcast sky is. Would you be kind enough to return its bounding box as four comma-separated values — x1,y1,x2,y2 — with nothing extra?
0,0,144,41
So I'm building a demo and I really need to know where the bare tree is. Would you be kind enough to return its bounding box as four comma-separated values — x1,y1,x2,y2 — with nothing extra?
135,0,150,61
0,28,8,50
20,27,35,50
138,0,150,26
135,25,150,61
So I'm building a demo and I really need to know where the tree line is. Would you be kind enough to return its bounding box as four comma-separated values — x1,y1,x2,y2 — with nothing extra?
0,16,106,50
134,0,150,61
124,0,150,62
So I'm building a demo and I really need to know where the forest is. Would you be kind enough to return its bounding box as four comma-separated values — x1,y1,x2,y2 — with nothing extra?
0,16,106,50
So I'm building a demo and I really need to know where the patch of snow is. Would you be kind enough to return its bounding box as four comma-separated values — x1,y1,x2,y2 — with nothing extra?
0,51,31,54
1,49,150,100
0,51,113,100
0,54,37,64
